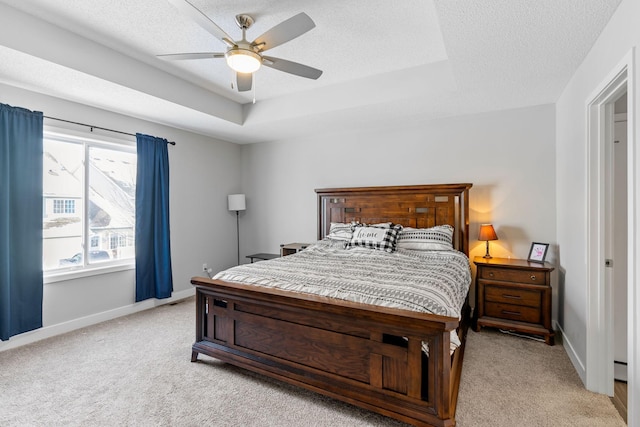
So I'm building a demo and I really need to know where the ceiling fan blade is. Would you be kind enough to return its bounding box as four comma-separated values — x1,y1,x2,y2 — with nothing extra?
167,0,233,43
262,56,323,80
253,12,315,52
157,52,225,60
236,72,253,92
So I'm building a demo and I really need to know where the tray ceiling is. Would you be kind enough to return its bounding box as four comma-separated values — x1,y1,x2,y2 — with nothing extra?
0,0,622,144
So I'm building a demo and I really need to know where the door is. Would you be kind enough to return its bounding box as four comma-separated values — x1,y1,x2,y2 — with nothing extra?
613,112,627,382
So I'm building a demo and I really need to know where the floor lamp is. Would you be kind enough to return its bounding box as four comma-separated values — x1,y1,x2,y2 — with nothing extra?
228,194,246,265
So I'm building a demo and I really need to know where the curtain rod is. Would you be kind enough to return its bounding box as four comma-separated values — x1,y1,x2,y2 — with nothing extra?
43,116,176,145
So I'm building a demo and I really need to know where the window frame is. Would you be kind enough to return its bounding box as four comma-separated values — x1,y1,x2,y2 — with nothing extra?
43,127,136,284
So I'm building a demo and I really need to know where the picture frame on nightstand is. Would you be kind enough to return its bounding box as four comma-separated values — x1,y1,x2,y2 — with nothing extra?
527,242,549,263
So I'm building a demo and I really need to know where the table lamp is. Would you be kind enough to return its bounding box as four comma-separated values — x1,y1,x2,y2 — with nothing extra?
478,224,498,259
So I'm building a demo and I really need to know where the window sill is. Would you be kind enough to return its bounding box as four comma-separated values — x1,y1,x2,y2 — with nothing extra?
44,261,135,284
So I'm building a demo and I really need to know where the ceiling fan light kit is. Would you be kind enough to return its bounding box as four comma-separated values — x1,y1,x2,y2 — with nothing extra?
225,14,262,73
161,0,322,93
226,48,261,73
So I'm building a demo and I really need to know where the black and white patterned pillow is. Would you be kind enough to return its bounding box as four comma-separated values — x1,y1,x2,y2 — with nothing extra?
327,221,360,241
396,225,454,251
348,224,403,253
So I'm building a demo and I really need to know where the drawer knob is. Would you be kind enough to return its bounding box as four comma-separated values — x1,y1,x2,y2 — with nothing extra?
489,272,494,277
531,275,537,281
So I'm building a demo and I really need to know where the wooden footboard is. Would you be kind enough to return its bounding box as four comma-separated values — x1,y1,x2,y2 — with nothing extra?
191,277,467,427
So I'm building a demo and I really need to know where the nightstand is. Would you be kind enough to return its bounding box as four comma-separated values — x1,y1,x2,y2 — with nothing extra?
280,243,309,257
474,257,555,345
246,253,279,263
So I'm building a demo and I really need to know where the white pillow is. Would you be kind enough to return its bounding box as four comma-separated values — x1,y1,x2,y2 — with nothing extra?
327,222,359,241
396,225,454,251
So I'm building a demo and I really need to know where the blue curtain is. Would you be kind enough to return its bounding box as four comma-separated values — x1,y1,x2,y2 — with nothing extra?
135,133,173,302
0,103,44,341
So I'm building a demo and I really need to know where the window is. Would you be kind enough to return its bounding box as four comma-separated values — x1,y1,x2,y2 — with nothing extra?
109,233,127,250
53,199,76,214
43,133,136,272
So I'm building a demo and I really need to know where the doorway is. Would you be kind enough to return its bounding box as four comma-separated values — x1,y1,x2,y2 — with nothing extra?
610,97,628,422
585,50,635,427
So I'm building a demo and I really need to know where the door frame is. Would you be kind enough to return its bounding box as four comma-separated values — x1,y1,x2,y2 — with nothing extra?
585,48,636,424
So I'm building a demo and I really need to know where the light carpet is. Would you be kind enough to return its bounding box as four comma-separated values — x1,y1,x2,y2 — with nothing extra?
0,297,625,426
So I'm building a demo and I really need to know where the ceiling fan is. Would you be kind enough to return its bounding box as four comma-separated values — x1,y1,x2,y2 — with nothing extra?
159,0,323,92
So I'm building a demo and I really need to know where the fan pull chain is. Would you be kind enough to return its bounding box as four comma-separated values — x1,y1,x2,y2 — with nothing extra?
252,75,256,104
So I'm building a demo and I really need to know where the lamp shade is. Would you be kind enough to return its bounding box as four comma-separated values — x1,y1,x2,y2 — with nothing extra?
228,194,246,211
478,224,498,241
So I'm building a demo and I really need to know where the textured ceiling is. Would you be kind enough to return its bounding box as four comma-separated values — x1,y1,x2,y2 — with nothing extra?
0,0,622,144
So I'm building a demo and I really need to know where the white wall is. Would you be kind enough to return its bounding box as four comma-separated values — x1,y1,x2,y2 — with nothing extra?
555,0,639,421
241,103,556,301
0,83,242,351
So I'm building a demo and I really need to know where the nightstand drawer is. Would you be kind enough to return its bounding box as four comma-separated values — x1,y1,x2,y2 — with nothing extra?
485,302,541,324
485,285,541,308
479,267,545,285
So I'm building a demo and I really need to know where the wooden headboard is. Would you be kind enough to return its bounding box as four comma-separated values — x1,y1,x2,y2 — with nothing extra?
315,183,472,255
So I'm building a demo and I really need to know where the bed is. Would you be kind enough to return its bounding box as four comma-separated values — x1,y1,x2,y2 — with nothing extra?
190,183,472,427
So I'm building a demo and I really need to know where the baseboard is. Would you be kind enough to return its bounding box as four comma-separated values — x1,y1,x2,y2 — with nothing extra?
614,361,628,382
0,288,195,353
554,321,586,386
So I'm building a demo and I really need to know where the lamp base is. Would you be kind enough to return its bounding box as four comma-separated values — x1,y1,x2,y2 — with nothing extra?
235,210,240,265
483,241,492,259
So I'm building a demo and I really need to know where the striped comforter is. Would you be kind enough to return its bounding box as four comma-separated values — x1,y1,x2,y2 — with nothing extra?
213,240,471,352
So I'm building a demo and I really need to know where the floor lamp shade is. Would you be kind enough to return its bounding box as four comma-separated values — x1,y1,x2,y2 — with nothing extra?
228,194,245,266
228,194,246,211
